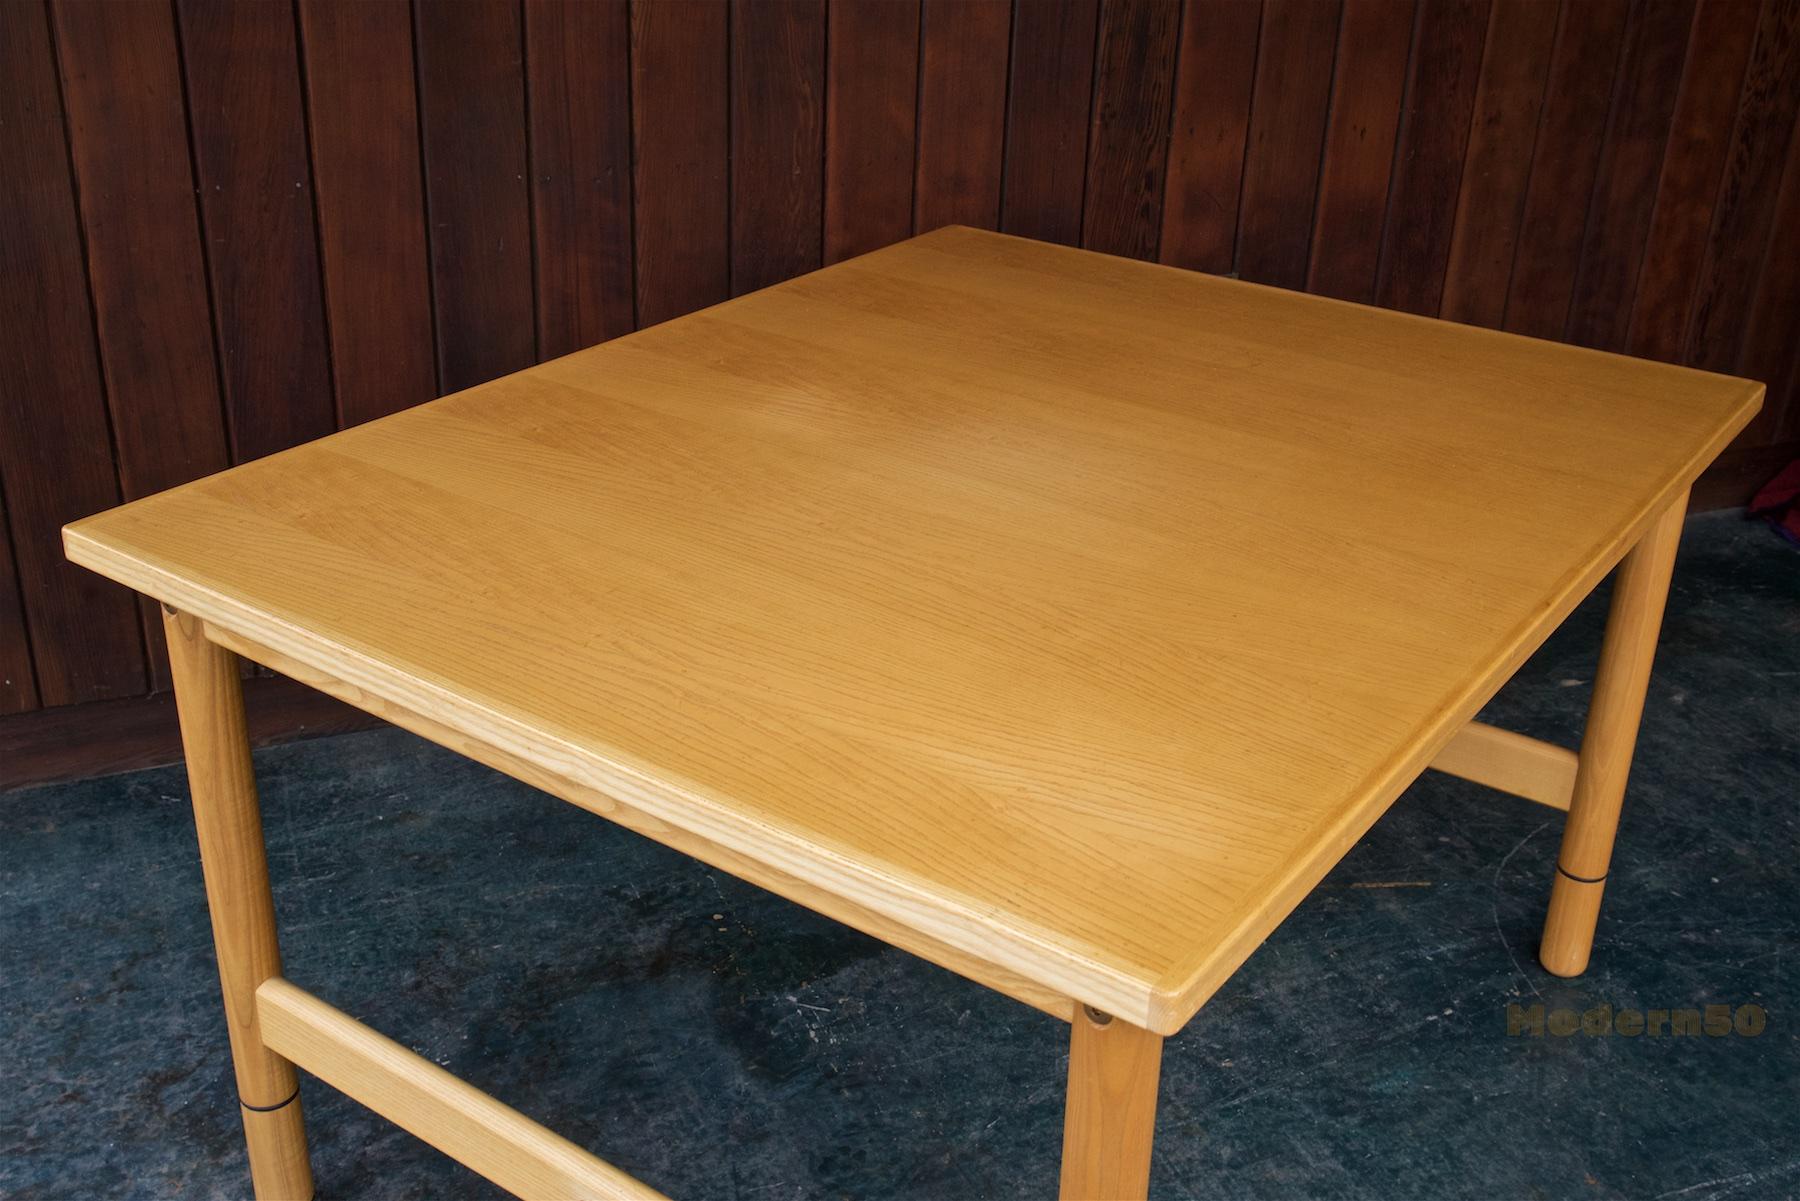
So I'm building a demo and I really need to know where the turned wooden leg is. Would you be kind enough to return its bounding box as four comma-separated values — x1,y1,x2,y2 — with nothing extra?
1060,1006,1163,1200
1540,493,1687,977
164,608,314,1200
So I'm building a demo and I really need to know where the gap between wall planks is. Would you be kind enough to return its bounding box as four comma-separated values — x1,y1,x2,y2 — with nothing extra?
3,0,1797,723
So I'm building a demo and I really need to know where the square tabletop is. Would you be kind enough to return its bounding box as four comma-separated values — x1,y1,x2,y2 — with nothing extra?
66,227,1761,1035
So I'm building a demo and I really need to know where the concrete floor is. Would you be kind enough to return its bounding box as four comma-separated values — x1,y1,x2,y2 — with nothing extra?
2,510,1796,1200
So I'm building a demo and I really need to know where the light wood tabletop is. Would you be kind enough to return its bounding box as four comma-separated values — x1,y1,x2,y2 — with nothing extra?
67,227,1759,1039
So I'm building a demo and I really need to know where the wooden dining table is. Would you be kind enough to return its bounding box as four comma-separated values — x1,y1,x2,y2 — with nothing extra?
66,226,1761,1199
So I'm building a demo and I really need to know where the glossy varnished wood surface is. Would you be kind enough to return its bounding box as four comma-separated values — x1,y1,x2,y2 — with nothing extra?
67,228,1760,1034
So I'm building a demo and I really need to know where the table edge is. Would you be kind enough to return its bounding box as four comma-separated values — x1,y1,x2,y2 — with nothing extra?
211,620,1081,1025
62,375,1765,1041
65,526,1157,1022
1140,381,1763,1031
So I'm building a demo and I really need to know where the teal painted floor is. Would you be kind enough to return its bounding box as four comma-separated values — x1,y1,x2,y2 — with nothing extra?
3,511,1796,1199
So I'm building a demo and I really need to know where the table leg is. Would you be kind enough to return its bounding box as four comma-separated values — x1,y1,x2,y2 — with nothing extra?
1059,1005,1163,1200
164,608,314,1200
1539,492,1687,977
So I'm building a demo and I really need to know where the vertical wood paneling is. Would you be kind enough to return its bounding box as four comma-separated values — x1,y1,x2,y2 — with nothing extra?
415,0,536,391
1503,0,1630,339
7,0,1798,732
1686,0,1800,385
1236,0,1341,288
51,0,231,501
0,488,37,714
1003,0,1101,247
915,0,1012,232
1437,0,1557,327
731,0,826,295
1625,0,1758,362
1375,0,1492,315
1707,0,1800,448
1083,0,1183,260
1160,0,1262,275
631,0,729,325
178,0,335,462
0,0,145,707
53,0,233,689
1563,0,1697,352
823,0,918,262
525,0,636,357
1307,0,1414,302
297,0,436,426
1783,343,1800,443
1738,105,1800,443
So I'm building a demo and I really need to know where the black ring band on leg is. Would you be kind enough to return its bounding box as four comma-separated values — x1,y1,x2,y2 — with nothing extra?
241,1087,300,1114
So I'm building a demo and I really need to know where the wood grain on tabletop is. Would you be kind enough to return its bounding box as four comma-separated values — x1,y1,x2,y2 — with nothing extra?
66,227,1761,1034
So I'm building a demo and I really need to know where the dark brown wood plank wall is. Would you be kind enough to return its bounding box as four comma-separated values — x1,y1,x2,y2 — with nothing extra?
1236,0,1341,288
0,0,144,707
51,0,235,691
415,0,537,391
630,0,730,326
1082,0,1184,260
1504,0,1632,340
1003,0,1100,247
1627,0,1759,362
915,0,1012,233
1565,0,1697,353
1437,0,1558,328
1375,0,1492,316
525,0,637,356
1307,0,1413,302
1160,0,1261,276
296,0,438,426
822,0,919,263
1687,0,1800,439
178,0,337,463
1740,100,1800,443
730,0,827,294
0,486,39,715
4,0,1798,775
